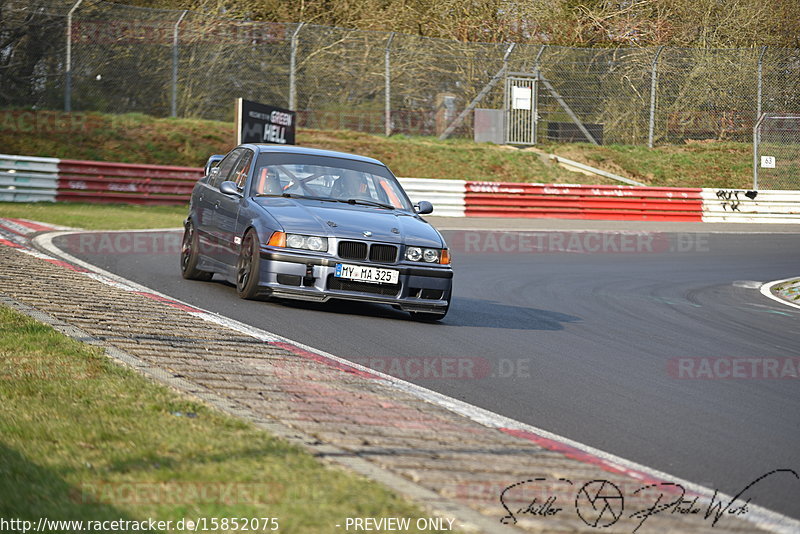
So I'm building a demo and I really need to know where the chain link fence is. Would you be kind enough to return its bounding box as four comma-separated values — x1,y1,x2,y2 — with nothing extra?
2,0,800,153
754,114,800,190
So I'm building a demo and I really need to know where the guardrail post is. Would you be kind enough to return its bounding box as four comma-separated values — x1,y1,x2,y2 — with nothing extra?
289,23,305,111
384,32,395,137
65,0,85,112
171,11,188,118
648,46,664,149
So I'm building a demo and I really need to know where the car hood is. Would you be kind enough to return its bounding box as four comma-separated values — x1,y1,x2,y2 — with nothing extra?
253,198,444,247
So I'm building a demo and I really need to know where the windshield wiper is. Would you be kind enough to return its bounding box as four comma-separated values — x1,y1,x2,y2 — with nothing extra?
341,198,396,210
256,193,337,203
256,193,396,210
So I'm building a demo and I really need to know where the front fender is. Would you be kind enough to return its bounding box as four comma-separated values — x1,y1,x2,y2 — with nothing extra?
237,199,284,247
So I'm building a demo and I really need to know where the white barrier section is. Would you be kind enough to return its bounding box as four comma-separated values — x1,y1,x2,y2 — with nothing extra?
702,188,800,223
398,178,466,217
0,154,60,202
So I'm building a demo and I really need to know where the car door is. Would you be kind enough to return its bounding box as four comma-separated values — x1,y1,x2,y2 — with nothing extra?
216,148,254,268
198,148,243,263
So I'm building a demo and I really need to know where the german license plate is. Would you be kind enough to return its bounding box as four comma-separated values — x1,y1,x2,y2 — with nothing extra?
335,263,399,284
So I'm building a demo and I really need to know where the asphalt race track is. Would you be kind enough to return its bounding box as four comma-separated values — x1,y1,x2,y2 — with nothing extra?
48,223,800,521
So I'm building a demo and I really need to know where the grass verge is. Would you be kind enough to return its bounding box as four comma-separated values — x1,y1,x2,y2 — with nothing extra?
0,109,753,187
0,305,437,533
0,203,187,230
548,140,752,189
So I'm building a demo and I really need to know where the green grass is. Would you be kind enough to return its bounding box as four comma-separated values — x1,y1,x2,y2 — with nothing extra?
548,140,753,189
296,129,617,184
0,203,187,230
0,305,438,533
0,109,754,188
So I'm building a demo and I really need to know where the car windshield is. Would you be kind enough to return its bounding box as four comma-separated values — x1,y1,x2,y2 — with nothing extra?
250,154,413,211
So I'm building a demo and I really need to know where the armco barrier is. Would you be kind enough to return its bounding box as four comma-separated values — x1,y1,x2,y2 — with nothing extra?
465,182,704,221
397,178,466,217
0,154,59,202
2,153,799,223
702,189,800,223
56,159,202,205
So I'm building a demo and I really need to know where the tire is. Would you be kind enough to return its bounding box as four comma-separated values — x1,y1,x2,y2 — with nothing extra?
180,223,213,281
236,230,263,300
409,300,449,322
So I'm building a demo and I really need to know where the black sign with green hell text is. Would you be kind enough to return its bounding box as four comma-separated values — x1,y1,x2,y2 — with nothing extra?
236,99,295,145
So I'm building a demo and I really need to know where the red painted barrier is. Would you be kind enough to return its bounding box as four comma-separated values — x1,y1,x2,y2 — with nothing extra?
465,182,704,221
56,159,203,205
48,156,705,222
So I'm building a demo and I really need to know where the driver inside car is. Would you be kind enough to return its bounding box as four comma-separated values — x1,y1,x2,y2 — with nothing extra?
255,166,282,195
331,171,372,200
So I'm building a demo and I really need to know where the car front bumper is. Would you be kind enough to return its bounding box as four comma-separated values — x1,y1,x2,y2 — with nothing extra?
256,248,452,313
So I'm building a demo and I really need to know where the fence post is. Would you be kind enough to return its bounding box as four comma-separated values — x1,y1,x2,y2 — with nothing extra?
753,113,766,189
289,23,305,110
756,46,767,121
65,0,85,112
648,46,664,149
171,10,188,118
384,32,395,136
527,46,546,144
532,45,545,75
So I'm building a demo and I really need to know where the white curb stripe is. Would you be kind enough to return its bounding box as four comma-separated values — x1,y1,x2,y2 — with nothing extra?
760,277,800,311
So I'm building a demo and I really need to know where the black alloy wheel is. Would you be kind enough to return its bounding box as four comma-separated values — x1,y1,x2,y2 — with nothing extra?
180,223,213,281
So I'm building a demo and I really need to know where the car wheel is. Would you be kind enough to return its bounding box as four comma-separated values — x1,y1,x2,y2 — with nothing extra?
236,230,263,300
180,223,213,281
409,301,449,322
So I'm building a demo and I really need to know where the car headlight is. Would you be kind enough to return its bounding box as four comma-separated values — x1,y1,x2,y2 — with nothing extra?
269,232,328,252
306,236,326,251
286,234,306,249
423,248,439,263
406,247,422,261
406,247,449,264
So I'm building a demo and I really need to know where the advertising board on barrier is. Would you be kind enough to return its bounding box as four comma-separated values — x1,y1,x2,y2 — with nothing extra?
235,98,296,146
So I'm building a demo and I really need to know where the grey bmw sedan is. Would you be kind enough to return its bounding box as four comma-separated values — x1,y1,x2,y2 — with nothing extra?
181,144,452,320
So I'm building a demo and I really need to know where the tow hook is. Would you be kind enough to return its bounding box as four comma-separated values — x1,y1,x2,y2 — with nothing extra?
303,263,315,286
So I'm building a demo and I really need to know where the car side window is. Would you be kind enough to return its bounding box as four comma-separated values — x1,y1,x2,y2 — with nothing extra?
231,150,254,189
211,149,243,188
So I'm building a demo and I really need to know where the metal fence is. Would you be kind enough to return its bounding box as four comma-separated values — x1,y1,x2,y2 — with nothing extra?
754,114,800,190
2,0,800,147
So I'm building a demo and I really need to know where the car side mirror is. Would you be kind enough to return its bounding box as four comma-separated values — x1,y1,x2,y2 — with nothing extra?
219,181,242,197
415,201,433,215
